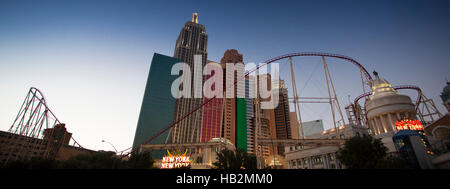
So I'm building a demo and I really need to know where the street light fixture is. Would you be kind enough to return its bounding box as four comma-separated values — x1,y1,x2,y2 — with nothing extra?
102,140,118,153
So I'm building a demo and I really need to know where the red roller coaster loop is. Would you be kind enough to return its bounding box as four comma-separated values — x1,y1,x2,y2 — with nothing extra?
249,52,373,82
8,87,85,149
352,84,442,127
353,85,423,108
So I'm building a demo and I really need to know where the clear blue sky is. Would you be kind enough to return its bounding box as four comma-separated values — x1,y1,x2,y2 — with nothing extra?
1,0,449,152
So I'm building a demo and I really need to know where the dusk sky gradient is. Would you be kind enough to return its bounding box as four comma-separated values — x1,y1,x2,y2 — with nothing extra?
1,0,449,152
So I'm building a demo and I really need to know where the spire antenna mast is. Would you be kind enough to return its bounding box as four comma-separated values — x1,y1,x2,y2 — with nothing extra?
192,12,198,23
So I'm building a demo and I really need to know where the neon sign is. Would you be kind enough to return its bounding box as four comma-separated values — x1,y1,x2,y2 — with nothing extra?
161,149,191,169
395,119,424,131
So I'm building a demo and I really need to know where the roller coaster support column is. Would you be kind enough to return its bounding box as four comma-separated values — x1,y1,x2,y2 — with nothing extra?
322,56,346,139
326,59,346,127
289,56,304,139
360,68,368,99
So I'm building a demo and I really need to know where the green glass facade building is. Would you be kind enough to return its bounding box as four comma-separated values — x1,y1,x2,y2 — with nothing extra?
236,98,247,151
132,53,180,158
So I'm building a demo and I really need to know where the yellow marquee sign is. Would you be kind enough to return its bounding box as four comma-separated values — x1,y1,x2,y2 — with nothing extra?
161,149,191,169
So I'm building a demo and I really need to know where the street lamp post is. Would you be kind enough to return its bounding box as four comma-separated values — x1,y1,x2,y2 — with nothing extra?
102,140,119,153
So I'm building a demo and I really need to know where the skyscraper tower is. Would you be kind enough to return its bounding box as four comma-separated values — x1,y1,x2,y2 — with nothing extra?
172,12,208,144
200,61,223,143
245,76,255,154
274,80,291,155
133,53,180,158
220,49,247,150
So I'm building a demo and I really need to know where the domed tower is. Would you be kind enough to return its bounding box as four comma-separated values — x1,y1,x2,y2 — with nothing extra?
440,82,450,112
365,71,418,153
365,71,417,135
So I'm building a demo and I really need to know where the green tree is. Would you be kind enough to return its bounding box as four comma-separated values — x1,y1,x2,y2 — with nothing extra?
2,151,159,169
337,135,411,169
123,151,155,169
28,157,60,169
242,151,257,169
337,135,388,169
213,148,257,169
375,155,412,169
60,151,123,169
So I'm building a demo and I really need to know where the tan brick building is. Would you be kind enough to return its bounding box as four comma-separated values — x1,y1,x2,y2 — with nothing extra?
0,124,95,164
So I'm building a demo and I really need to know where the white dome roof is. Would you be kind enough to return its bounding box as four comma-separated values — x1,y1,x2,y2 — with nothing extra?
370,77,398,99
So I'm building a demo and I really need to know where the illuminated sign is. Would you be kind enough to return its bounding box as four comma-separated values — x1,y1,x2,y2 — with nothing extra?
161,149,191,169
395,119,424,131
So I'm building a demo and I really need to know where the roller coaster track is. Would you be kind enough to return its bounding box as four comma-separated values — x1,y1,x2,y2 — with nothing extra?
353,85,442,124
353,85,423,109
123,52,373,155
8,87,85,149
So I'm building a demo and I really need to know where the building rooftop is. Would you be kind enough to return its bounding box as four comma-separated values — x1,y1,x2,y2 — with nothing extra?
370,72,398,99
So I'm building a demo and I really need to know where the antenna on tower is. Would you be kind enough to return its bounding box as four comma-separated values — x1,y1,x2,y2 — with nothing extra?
192,12,198,23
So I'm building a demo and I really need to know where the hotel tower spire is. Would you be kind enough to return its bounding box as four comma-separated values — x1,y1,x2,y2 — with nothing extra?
172,13,208,144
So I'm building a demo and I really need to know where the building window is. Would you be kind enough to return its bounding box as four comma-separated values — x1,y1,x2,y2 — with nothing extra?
312,156,323,165
303,158,308,165
328,154,335,161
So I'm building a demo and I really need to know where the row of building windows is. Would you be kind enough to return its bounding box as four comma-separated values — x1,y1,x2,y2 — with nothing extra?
0,151,45,157
289,153,339,169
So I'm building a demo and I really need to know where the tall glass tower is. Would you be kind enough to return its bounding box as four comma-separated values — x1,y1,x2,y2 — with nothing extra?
133,53,180,158
171,12,208,144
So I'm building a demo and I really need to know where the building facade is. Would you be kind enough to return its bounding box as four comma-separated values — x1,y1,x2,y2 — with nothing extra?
424,82,450,168
133,53,180,158
220,49,247,151
302,119,325,137
365,72,417,152
285,124,368,169
172,12,208,144
290,112,299,139
0,124,94,164
393,130,434,169
440,82,450,112
259,74,280,158
200,61,224,143
274,80,291,155
199,138,236,169
245,77,256,154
